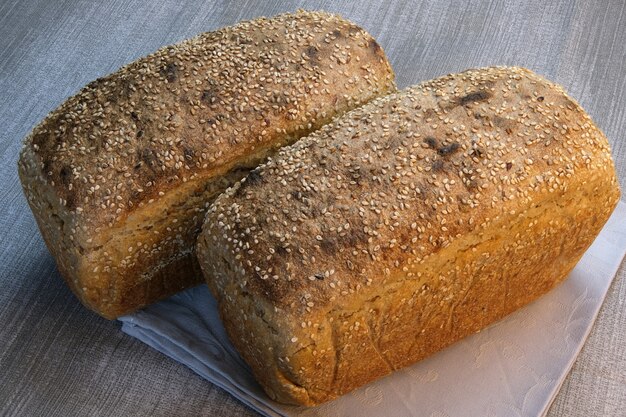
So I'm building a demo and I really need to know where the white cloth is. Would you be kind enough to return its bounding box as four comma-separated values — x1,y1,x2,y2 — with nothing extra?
120,202,626,417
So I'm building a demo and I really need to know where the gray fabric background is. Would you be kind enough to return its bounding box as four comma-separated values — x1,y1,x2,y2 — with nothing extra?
0,0,624,416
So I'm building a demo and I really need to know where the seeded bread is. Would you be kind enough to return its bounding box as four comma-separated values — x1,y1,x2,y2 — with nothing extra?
17,10,396,319
197,66,620,405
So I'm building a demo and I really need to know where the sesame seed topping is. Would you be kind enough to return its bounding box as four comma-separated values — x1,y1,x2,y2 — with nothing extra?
22,9,394,230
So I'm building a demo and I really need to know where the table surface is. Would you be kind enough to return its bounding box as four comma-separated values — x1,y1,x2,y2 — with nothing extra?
1,0,625,416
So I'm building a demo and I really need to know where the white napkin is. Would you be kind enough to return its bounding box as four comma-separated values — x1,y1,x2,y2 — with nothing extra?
120,201,626,417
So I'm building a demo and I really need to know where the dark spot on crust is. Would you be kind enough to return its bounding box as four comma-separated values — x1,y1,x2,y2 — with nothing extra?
130,190,140,202
331,29,342,38
368,39,382,55
139,148,155,166
200,90,212,102
537,96,544,102
59,165,71,185
458,90,491,106
349,166,364,184
432,159,444,172
423,108,436,118
42,159,51,175
136,130,144,138
340,227,368,250
130,111,139,121
424,137,459,158
506,162,513,170
493,116,514,135
459,166,480,191
275,245,288,256
438,142,460,156
465,179,479,190
183,147,194,160
493,116,506,126
65,192,76,210
314,272,325,280
424,136,438,148
319,238,337,254
86,77,106,90
119,78,134,99
201,87,218,104
291,190,310,202
305,45,319,60
160,62,178,83
469,146,484,158
31,131,48,149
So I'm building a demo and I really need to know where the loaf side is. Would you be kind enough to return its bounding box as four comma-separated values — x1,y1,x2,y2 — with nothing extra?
198,66,620,405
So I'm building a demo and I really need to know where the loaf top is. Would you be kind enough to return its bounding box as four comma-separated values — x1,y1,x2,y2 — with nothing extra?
18,10,394,229
203,66,619,314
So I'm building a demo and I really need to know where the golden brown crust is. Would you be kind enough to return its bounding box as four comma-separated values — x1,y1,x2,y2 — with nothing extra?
197,66,620,405
17,10,396,319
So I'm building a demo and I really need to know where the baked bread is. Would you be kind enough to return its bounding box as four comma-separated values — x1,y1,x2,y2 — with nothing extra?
17,10,396,319
197,66,620,405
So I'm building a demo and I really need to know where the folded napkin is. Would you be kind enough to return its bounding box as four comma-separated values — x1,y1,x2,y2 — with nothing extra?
120,201,626,417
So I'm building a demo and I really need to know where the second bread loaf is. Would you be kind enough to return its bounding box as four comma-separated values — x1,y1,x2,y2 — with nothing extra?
198,66,620,405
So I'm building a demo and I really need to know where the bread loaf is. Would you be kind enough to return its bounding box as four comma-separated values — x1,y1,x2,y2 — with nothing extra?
17,10,395,319
197,66,620,405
